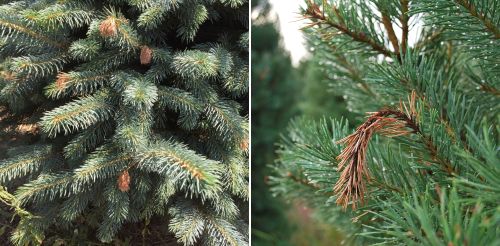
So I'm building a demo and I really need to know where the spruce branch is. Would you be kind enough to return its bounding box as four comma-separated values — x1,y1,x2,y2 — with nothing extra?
137,4,167,30
99,16,118,37
0,0,248,243
157,86,203,129
11,53,69,79
97,182,130,242
21,3,95,30
45,71,111,99
39,89,115,137
0,18,68,48
72,148,133,191
59,191,92,222
139,144,213,181
168,200,206,245
204,100,248,144
15,173,74,205
97,10,141,51
176,3,208,42
222,157,248,199
137,140,222,200
0,145,53,184
63,121,113,160
169,200,247,246
172,50,219,79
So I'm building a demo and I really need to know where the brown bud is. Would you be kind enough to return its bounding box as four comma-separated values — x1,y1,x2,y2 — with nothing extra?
117,170,130,192
140,46,153,65
99,17,118,37
240,137,249,152
55,73,70,90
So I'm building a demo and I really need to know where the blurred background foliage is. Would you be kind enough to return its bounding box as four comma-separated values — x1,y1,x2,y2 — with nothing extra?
251,0,355,245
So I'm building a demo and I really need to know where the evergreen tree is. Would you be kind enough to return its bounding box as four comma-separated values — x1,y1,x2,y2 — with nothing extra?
271,0,499,245
251,0,297,244
0,0,248,245
296,59,357,123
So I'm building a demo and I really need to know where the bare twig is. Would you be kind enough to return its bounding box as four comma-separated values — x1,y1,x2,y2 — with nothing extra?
400,0,409,52
381,13,400,55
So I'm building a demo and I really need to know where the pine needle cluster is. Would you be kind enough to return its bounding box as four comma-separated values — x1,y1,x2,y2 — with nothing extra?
271,0,499,245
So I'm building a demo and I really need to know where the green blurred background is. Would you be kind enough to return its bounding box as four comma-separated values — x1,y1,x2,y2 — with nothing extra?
251,1,355,245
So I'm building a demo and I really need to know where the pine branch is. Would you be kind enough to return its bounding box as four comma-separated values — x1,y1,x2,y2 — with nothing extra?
334,51,377,97
304,2,393,57
413,30,443,50
455,0,500,38
286,172,322,190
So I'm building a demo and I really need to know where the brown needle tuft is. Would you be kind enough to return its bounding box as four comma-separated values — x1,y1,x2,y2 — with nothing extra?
334,91,419,209
117,169,131,192
99,16,118,37
140,45,153,65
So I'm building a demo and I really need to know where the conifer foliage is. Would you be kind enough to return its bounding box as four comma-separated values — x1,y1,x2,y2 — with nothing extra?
0,0,248,245
271,0,499,245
